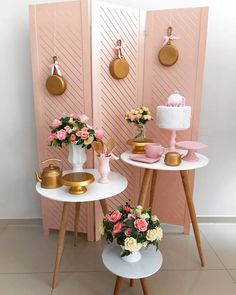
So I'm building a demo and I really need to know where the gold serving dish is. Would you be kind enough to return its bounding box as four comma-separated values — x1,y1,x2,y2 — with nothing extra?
62,172,94,195
127,139,153,154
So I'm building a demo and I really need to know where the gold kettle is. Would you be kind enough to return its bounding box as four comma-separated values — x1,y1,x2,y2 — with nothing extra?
164,152,182,166
35,159,63,189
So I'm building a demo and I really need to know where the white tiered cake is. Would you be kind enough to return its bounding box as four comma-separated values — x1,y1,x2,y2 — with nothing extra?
156,91,192,151
157,91,191,130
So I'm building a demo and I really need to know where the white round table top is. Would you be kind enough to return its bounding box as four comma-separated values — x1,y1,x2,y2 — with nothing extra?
36,169,127,203
102,243,163,279
121,151,209,171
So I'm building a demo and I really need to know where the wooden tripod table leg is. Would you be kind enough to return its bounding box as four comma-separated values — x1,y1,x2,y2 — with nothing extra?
180,170,205,267
74,202,81,247
140,278,149,295
138,169,153,207
149,170,158,208
52,202,71,289
100,199,109,215
113,276,122,295
130,279,134,287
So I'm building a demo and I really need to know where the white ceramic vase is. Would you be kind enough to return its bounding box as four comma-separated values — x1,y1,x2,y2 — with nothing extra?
121,244,142,263
68,144,87,172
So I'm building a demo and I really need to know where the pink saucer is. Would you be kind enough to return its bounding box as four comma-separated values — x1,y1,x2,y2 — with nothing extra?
129,154,161,163
176,141,208,162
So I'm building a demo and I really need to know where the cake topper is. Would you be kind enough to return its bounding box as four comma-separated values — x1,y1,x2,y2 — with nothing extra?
167,91,185,106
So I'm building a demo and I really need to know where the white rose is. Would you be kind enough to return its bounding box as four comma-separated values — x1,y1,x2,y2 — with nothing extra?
136,205,142,210
151,215,159,223
141,213,150,220
124,237,138,252
142,241,148,247
84,136,94,145
146,227,163,242
142,107,148,112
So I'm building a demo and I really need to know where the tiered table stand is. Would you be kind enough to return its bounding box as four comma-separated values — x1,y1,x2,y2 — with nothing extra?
36,169,127,288
121,151,208,267
102,243,163,295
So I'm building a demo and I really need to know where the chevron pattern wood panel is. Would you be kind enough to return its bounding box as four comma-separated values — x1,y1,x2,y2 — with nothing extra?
143,8,208,232
91,1,145,238
29,1,93,239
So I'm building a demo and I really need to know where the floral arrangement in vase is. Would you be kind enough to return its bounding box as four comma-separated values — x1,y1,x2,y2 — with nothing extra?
101,203,163,262
125,107,152,142
48,113,103,148
48,113,104,172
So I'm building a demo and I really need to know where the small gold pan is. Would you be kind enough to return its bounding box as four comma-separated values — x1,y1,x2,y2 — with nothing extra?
46,56,67,95
158,27,179,67
109,40,129,80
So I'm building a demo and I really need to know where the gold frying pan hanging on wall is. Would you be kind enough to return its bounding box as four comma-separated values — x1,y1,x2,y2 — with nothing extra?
109,40,129,79
46,56,67,95
158,27,179,67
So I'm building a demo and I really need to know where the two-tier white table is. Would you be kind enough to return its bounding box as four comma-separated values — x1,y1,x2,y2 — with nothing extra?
121,151,209,267
36,169,127,288
102,243,163,295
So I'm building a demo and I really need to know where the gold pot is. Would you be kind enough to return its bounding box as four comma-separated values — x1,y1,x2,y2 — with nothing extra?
164,152,182,166
35,158,63,189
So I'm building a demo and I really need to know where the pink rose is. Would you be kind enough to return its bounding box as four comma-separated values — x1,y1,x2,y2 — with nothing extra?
124,206,131,212
95,128,104,139
134,218,148,232
70,134,76,143
112,222,124,235
48,134,55,143
72,113,81,119
64,125,72,134
128,213,135,219
107,210,122,223
51,119,62,128
81,131,89,140
79,114,89,123
56,129,67,141
76,131,82,137
125,228,132,236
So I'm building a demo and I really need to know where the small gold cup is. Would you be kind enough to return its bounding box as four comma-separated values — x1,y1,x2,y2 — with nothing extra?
164,152,182,166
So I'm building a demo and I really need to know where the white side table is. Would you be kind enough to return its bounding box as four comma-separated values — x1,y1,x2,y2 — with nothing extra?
102,243,163,295
121,151,209,267
36,169,127,288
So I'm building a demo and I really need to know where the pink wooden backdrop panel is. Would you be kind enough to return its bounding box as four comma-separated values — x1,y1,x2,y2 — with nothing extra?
91,1,145,239
29,1,94,239
143,7,208,232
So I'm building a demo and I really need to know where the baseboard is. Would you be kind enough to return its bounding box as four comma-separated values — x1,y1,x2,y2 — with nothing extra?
197,216,236,223
0,218,42,226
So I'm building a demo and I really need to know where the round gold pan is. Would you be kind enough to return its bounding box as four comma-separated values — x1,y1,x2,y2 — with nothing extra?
109,58,129,79
62,172,94,195
158,44,179,67
46,74,67,96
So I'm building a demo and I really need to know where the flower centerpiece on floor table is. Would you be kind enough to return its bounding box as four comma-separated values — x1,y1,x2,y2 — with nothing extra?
101,203,163,262
48,113,104,171
125,106,153,142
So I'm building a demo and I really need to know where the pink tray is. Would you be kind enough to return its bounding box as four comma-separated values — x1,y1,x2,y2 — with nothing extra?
129,154,161,163
176,141,208,161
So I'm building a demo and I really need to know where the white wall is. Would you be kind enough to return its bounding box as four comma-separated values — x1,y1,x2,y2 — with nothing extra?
0,0,235,219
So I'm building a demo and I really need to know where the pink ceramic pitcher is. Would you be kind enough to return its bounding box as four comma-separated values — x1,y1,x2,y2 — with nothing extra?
97,154,119,184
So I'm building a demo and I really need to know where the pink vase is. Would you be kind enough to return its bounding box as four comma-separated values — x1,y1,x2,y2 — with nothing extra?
97,155,111,184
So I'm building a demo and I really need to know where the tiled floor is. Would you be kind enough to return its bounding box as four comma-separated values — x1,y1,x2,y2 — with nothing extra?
0,224,236,295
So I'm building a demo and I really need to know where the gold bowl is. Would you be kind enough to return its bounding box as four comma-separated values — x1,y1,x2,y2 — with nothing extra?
62,172,94,195
127,139,153,154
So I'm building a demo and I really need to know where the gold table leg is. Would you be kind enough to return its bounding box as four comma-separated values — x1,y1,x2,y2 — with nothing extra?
138,169,153,207
74,202,81,247
180,170,205,266
100,199,109,215
140,278,149,295
149,170,158,208
52,202,71,288
113,276,122,295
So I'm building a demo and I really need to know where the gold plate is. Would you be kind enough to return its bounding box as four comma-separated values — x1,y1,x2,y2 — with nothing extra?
46,75,67,96
62,172,94,195
158,44,179,67
109,58,129,79
127,139,153,154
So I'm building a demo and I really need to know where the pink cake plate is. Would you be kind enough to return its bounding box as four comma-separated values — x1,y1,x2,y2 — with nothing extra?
176,141,208,162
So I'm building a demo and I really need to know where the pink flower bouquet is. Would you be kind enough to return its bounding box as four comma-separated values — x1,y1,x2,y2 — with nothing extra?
102,203,163,257
48,114,103,149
